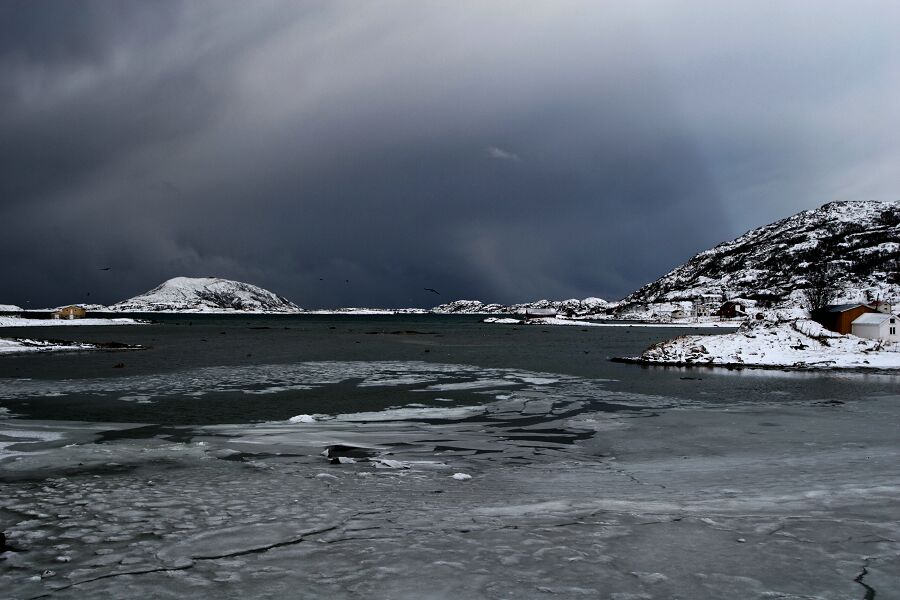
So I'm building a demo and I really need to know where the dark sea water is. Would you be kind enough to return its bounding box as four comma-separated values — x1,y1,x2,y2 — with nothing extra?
1,314,895,425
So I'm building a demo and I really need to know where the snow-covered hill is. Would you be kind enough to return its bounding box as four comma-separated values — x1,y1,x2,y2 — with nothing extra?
619,200,900,316
433,297,608,317
0,304,23,312
110,277,301,313
435,201,899,321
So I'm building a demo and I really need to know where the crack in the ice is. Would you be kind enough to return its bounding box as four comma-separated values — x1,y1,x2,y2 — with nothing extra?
25,518,372,599
609,466,667,490
189,523,341,559
316,535,403,545
854,559,876,600
27,564,194,599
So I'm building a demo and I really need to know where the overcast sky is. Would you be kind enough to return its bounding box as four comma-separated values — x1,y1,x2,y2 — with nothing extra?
2,1,899,308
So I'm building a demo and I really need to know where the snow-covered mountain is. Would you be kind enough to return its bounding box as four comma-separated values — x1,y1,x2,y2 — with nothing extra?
618,200,899,315
111,277,301,313
436,201,899,320
433,297,608,316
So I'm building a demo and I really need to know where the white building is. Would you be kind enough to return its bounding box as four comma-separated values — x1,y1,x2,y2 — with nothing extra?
851,312,900,343
693,294,722,318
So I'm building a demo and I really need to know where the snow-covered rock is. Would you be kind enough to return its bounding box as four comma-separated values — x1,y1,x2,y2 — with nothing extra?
0,304,22,312
627,318,900,370
287,414,318,424
110,277,301,313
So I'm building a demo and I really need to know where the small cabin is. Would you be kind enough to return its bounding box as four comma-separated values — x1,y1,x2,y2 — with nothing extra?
870,300,893,314
851,312,900,343
716,301,746,319
813,303,878,335
53,306,87,320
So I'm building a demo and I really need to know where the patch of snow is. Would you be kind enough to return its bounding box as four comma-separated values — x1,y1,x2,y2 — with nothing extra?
0,338,101,355
287,414,319,424
451,473,472,481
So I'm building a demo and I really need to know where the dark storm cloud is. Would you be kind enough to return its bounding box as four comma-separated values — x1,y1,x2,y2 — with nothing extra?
2,1,899,308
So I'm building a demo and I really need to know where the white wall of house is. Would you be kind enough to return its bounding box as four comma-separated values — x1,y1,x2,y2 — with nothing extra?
852,314,900,342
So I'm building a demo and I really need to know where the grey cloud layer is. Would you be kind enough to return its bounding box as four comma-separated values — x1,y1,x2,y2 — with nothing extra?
2,1,898,308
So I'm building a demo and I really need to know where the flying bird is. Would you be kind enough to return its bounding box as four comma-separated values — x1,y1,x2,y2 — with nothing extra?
424,288,441,295
99,267,112,271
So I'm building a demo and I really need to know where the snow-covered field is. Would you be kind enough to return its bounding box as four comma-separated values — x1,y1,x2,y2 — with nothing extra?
0,316,145,327
628,318,900,370
1,360,898,598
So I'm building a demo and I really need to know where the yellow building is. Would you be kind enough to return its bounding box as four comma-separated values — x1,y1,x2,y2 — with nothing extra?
53,306,87,320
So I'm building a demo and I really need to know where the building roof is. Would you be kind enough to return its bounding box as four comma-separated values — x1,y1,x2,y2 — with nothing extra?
824,303,871,313
852,312,898,325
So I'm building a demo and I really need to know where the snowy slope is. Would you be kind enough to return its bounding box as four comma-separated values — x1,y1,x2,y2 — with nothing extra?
620,200,900,313
0,304,22,312
625,318,900,370
110,277,301,313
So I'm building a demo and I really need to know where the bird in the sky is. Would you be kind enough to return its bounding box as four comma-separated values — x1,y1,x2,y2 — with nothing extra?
99,267,111,271
424,288,440,295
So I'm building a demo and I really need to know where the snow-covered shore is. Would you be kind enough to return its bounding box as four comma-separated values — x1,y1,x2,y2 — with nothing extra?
623,319,900,370
484,316,740,328
0,316,146,327
0,338,105,355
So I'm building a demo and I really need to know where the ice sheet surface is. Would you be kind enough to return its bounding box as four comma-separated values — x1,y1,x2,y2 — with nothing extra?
1,361,898,599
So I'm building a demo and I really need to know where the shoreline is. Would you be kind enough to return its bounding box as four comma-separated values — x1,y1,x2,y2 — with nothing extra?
610,355,900,374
